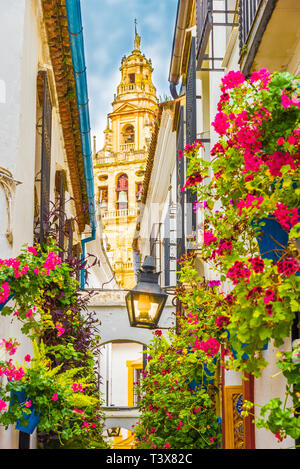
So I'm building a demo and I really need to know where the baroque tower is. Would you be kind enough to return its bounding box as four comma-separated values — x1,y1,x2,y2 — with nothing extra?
94,29,158,289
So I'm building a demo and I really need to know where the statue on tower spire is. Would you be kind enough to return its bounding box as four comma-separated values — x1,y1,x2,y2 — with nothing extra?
134,19,141,50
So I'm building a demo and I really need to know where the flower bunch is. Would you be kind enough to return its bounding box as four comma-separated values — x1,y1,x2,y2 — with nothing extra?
177,69,300,443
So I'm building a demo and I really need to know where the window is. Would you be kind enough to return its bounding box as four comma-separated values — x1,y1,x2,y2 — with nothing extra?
129,73,135,84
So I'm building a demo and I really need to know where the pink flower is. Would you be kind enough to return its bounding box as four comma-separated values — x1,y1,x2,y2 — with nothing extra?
193,200,202,213
71,383,83,393
273,203,299,231
194,337,220,357
281,89,300,109
212,111,230,136
24,400,31,408
287,135,297,146
221,70,245,90
164,443,170,449
181,173,203,192
266,151,297,177
203,231,218,246
166,411,172,419
27,246,38,256
264,289,275,304
24,355,31,362
0,400,7,412
34,267,39,275
0,282,10,304
55,322,65,337
52,393,58,401
250,68,271,89
236,194,263,216
216,315,230,330
227,261,251,285
277,258,300,276
277,137,285,146
42,252,62,275
248,257,264,273
193,407,202,413
20,265,29,275
176,420,183,430
1,339,19,356
73,408,84,414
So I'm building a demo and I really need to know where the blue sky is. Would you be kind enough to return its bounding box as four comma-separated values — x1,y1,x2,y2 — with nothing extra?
81,0,178,150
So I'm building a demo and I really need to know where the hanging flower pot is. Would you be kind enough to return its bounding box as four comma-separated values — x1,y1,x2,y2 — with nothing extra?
252,217,289,263
10,389,40,435
186,348,217,388
0,294,15,312
225,329,268,361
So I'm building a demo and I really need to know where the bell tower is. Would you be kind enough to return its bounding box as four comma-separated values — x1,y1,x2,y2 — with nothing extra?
93,27,158,289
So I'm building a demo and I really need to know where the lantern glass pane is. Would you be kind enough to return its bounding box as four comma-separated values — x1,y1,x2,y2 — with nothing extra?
133,293,162,324
126,293,134,324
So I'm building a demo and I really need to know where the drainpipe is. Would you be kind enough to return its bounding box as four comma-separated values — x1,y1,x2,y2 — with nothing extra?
65,0,97,288
80,228,96,289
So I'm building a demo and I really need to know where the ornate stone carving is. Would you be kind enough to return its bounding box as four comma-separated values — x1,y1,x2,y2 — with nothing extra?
0,167,21,245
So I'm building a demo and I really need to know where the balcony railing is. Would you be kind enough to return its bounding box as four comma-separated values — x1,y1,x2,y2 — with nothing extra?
196,0,238,71
120,143,135,152
239,0,263,52
100,207,139,221
113,261,134,272
196,0,213,68
238,0,277,75
95,152,147,166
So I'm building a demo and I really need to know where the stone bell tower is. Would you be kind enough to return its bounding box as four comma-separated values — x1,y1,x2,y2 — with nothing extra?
93,27,158,289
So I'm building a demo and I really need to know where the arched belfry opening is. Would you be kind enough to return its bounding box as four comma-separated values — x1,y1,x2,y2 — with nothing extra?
122,124,135,145
116,173,128,210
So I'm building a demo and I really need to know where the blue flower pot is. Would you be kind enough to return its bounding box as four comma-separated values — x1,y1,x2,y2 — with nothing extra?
252,217,289,263
225,329,268,360
10,389,40,435
186,349,217,388
0,294,15,311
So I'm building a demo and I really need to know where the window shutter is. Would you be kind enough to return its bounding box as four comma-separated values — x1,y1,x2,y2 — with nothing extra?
164,210,170,287
55,170,66,258
186,37,197,145
176,106,185,271
185,38,197,238
39,71,52,247
66,219,74,261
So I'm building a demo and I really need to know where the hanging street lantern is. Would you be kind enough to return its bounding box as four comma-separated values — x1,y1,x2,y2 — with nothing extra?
125,256,168,329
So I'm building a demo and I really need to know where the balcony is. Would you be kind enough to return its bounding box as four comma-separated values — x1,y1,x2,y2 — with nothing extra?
100,207,139,222
95,152,147,166
196,0,238,71
239,0,300,76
